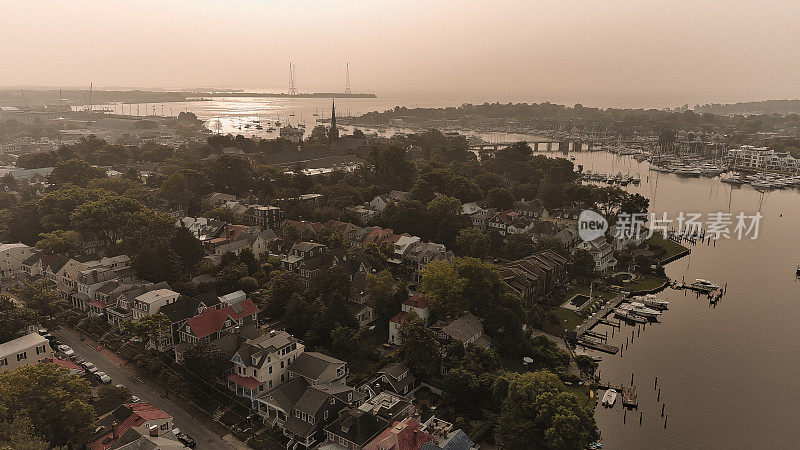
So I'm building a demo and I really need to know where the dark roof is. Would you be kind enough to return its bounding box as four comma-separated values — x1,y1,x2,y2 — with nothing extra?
159,291,219,323
325,409,389,447
259,377,310,413
288,352,345,384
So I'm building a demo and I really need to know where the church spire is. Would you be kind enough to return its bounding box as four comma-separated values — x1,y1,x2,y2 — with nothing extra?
328,98,339,140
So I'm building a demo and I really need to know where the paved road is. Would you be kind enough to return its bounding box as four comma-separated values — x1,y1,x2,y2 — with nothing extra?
53,329,235,450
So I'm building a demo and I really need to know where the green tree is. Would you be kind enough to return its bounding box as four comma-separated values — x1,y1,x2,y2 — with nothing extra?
366,270,404,321
35,230,82,256
170,227,205,271
181,342,229,383
133,242,184,283
17,280,67,329
399,313,440,375
263,270,306,318
496,371,599,450
488,187,515,210
420,260,468,317
0,296,36,343
0,363,96,447
49,158,106,187
70,196,143,249
569,250,596,279
454,227,490,259
0,414,49,449
97,384,132,404
123,313,171,347
38,184,105,232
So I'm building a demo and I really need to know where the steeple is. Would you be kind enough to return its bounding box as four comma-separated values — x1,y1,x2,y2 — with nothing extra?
328,98,339,140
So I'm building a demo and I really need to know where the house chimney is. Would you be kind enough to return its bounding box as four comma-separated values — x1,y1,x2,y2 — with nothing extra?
112,421,118,439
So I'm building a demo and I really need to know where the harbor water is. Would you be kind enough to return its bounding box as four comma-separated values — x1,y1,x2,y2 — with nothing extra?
570,151,800,448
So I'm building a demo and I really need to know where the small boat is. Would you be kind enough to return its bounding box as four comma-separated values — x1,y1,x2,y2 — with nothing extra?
601,389,618,407
614,306,647,323
693,279,720,290
636,294,669,310
629,302,662,317
632,173,641,184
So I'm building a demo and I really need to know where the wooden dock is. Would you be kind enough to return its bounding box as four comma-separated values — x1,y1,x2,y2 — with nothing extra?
578,338,619,354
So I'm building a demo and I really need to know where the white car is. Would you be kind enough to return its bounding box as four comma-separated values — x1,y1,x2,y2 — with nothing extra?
95,372,112,384
57,345,75,358
82,362,98,374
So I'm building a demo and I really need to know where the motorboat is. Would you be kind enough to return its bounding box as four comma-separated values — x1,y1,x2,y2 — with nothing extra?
601,389,618,407
692,279,719,290
629,302,662,317
635,294,669,309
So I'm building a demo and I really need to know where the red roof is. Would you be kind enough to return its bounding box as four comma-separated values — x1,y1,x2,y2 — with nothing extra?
186,298,258,338
89,403,171,450
390,311,408,324
365,418,432,450
228,373,262,390
90,300,108,309
403,293,429,309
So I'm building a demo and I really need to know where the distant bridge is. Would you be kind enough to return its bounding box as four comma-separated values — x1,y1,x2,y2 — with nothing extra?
469,139,595,152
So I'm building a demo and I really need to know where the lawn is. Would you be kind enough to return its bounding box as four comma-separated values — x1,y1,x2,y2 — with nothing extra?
625,274,668,292
555,307,586,333
563,383,596,409
646,234,688,262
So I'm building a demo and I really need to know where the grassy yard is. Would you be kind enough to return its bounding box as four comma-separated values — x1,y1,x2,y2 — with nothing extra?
625,274,668,292
646,234,688,261
563,383,596,409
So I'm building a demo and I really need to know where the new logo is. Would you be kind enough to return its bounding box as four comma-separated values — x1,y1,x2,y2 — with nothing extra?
578,210,608,242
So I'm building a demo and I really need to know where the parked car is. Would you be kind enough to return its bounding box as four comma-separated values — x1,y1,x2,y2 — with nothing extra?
176,433,196,448
94,372,112,384
49,339,61,351
130,395,141,403
82,361,98,373
57,345,75,358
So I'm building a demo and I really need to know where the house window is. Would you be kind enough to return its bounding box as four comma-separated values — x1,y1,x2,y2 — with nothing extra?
0,358,6,366
259,385,264,392
269,366,272,374
35,345,45,355
347,392,352,401
269,380,272,388
16,352,26,361
280,361,284,369
324,410,328,420
160,423,169,431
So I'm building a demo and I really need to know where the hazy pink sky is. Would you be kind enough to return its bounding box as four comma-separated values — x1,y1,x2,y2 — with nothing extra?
1,0,798,107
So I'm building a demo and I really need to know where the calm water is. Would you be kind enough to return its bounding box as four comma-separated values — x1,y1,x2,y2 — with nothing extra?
565,151,800,448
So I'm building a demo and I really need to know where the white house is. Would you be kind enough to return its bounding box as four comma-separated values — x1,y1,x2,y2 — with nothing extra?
132,289,180,321
388,294,431,345
0,332,52,372
575,236,618,273
0,243,35,279
229,331,305,404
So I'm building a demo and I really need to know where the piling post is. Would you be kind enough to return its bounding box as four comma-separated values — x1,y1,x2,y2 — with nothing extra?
631,373,634,386
661,403,665,417
654,376,658,389
624,409,627,424
664,415,668,428
640,412,643,426
658,388,661,401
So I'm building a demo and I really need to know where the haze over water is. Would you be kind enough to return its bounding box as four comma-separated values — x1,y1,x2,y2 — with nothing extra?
571,152,800,448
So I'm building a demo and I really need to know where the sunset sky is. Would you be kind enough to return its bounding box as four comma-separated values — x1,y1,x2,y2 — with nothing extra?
2,0,798,107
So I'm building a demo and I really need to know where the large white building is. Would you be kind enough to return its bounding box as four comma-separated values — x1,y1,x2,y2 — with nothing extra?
0,332,52,372
726,145,799,173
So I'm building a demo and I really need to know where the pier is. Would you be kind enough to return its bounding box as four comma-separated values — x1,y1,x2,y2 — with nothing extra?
600,384,639,408
574,295,627,354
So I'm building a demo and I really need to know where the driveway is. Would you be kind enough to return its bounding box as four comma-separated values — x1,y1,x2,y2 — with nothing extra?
52,329,236,450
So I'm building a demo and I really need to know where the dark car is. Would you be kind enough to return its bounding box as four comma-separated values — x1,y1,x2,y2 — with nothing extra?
176,433,196,448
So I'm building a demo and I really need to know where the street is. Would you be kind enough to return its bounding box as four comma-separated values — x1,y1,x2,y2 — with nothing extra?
52,329,236,450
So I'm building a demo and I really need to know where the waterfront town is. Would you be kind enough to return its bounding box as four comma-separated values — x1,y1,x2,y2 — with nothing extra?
2,2,800,450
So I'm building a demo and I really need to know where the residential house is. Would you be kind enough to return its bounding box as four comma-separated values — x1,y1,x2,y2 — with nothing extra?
324,409,389,450
431,313,491,349
244,205,283,230
419,417,477,450
363,418,432,450
289,352,349,385
0,243,35,279
514,200,549,221
157,291,222,351
388,294,430,345
0,332,52,372
361,363,418,398
575,236,618,273
201,192,238,211
87,403,173,450
103,282,171,326
132,288,181,321
177,297,258,345
229,331,305,406
609,225,646,251
555,225,580,248
357,390,413,422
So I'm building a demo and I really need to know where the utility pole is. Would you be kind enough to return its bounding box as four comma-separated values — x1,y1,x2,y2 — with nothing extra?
345,62,352,95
